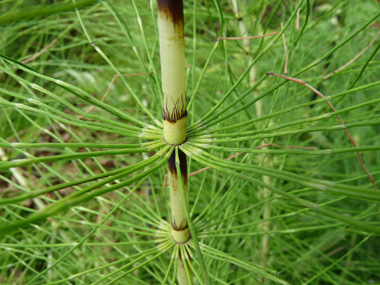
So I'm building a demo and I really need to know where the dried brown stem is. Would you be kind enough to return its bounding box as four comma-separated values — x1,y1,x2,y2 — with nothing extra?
78,72,149,119
323,31,380,80
325,246,345,258
296,8,300,31
217,32,279,42
77,73,132,120
78,65,189,119
0,37,59,75
22,37,59,64
78,71,159,119
281,23,289,74
267,72,378,190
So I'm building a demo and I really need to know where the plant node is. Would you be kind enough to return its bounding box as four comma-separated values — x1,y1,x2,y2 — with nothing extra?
171,227,191,244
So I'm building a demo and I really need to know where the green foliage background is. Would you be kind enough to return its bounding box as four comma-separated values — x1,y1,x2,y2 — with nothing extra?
0,0,380,283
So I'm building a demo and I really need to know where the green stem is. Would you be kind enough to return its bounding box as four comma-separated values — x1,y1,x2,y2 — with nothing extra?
157,3,192,284
157,0,187,145
176,147,210,284
157,0,190,238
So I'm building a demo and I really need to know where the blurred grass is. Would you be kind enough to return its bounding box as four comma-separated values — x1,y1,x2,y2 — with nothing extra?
0,0,380,283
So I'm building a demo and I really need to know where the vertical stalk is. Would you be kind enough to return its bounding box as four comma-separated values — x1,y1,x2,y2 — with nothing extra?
157,0,187,145
167,147,189,243
157,0,190,283
157,0,189,240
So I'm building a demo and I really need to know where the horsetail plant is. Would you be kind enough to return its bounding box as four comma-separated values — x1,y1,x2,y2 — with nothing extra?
157,0,189,240
1,0,380,284
157,0,192,282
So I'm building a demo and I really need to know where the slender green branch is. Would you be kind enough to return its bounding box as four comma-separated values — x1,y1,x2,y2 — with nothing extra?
0,153,161,206
0,149,170,236
0,147,148,171
182,149,380,234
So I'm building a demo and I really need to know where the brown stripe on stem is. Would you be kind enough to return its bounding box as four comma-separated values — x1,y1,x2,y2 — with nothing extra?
162,108,187,123
157,0,184,26
163,94,187,123
168,148,188,185
172,219,189,231
168,147,189,231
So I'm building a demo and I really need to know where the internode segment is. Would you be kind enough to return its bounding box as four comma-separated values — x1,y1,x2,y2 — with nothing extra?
157,0,189,245
157,0,187,146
